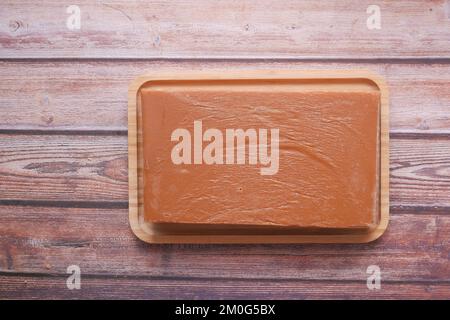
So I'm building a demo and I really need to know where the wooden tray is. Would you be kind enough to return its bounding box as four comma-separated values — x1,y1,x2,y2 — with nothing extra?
128,70,389,243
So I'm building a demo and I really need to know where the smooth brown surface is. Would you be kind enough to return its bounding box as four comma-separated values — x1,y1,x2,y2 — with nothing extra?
0,0,449,299
140,83,380,230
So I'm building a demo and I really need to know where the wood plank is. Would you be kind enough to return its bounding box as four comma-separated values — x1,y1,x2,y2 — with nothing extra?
390,138,450,206
1,1,449,59
1,61,450,133
0,206,448,282
0,134,127,202
0,275,448,299
1,134,450,207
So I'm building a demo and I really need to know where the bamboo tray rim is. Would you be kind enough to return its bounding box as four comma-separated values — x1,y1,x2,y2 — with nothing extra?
128,69,389,244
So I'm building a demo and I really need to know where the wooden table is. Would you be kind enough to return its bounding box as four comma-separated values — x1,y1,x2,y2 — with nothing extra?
0,0,449,299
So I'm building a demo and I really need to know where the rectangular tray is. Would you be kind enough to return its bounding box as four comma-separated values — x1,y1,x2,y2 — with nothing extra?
128,70,389,243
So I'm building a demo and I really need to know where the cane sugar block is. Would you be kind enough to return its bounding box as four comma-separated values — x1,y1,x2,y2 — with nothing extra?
139,81,380,231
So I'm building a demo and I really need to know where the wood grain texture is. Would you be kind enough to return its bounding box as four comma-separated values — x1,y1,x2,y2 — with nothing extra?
391,139,450,206
1,0,449,59
1,275,449,299
0,206,449,283
1,61,450,134
1,0,449,300
1,135,450,207
0,134,127,202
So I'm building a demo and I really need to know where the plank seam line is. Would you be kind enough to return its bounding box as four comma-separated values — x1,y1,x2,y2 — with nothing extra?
1,200,449,214
0,271,449,285
0,200,128,209
1,130,450,140
1,57,450,64
0,129,127,136
390,131,450,140
390,206,450,215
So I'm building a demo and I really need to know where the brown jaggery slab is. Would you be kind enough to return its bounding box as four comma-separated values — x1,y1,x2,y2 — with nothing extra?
140,81,380,230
